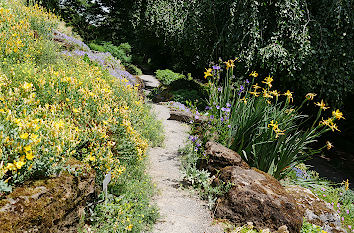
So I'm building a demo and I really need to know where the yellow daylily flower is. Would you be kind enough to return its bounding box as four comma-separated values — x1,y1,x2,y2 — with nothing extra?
305,93,317,100
6,163,16,171
315,100,330,110
249,71,258,78
283,90,293,102
344,179,349,191
270,90,280,97
224,59,236,70
332,109,344,120
326,141,333,150
252,83,261,90
263,89,273,99
204,68,213,79
262,75,274,88
240,97,248,104
249,91,260,97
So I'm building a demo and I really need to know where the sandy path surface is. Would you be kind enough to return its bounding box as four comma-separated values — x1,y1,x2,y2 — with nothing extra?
139,74,223,233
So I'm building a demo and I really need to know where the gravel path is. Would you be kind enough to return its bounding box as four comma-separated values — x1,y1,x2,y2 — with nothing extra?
140,75,223,233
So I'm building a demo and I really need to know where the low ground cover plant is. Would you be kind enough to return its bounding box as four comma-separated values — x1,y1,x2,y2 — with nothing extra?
0,1,163,231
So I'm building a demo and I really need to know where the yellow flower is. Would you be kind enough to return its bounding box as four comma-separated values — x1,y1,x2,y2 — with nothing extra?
315,100,330,110
329,122,340,132
14,160,25,169
6,163,16,171
204,68,213,79
22,81,33,91
224,59,236,70
240,97,248,103
262,75,273,88
263,89,273,99
26,151,34,160
332,109,344,120
249,91,260,97
270,90,280,97
249,71,258,78
73,108,79,113
305,93,317,100
20,132,29,139
30,133,39,141
344,179,349,191
252,83,261,90
126,224,133,231
283,90,293,102
24,144,31,152
326,141,333,150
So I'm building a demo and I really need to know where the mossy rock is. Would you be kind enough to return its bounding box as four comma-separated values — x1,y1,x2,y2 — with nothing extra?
0,158,96,233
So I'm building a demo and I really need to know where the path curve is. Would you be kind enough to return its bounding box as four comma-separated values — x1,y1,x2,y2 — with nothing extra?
139,75,223,233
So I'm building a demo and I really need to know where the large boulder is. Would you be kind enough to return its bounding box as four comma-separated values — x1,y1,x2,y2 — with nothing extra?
0,158,96,233
215,166,304,233
285,185,345,233
201,141,249,173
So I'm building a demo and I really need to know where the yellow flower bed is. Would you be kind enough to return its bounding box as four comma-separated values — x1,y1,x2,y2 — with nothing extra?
0,0,161,189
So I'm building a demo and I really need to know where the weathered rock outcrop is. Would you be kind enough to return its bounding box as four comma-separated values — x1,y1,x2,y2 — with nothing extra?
168,110,208,123
0,158,96,233
201,141,249,173
215,166,304,233
285,185,345,233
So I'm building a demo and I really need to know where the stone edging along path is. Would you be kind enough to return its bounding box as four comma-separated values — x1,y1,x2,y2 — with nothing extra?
139,75,223,233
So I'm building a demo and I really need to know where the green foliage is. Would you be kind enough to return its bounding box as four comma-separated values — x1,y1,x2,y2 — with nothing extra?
90,159,158,233
155,69,185,86
180,143,232,209
301,219,324,233
196,63,343,179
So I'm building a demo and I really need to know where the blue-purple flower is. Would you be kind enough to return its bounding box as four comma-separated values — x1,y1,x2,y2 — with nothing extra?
212,65,221,70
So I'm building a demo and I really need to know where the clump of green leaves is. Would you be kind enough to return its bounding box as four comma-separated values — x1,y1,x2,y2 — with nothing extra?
180,143,232,209
197,61,344,179
155,69,185,85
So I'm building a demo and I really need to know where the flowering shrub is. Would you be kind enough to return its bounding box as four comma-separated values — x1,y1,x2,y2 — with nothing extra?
0,0,162,191
194,59,344,179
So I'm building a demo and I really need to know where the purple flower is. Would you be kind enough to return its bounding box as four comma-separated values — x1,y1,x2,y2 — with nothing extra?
194,147,198,152
226,103,231,108
216,105,220,109
218,87,222,92
196,142,201,147
210,115,214,119
205,106,211,110
220,117,224,122
225,108,231,112
228,125,231,128
346,209,350,214
240,85,245,91
221,107,226,111
212,65,221,70
195,115,199,120
245,79,250,84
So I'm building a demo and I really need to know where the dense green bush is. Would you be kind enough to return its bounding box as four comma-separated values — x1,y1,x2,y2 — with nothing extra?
155,69,185,86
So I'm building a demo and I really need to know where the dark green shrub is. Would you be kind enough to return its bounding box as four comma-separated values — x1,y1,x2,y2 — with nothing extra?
155,69,185,85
